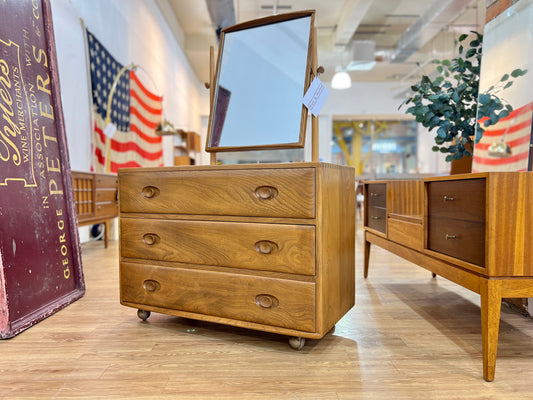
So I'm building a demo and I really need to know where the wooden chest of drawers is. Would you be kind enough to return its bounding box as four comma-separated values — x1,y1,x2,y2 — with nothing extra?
363,173,533,381
118,162,355,347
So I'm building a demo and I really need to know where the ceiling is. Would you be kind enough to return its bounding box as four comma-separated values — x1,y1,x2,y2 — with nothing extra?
163,0,485,89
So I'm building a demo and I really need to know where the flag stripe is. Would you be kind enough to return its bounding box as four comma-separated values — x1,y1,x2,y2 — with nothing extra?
131,89,162,115
130,123,163,144
130,70,163,102
130,106,160,130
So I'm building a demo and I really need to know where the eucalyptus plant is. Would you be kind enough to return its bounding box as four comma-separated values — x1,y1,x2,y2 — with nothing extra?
400,31,527,161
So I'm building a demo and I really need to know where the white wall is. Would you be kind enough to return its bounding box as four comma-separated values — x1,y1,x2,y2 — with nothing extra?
320,81,449,174
50,0,209,171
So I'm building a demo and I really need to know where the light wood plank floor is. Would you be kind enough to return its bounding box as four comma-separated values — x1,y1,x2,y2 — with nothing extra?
1,225,533,399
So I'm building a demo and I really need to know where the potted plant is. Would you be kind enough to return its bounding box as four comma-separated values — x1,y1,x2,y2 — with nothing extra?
400,31,527,165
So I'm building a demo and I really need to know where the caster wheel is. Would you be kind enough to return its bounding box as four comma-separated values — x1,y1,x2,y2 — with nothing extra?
137,309,151,321
289,336,305,350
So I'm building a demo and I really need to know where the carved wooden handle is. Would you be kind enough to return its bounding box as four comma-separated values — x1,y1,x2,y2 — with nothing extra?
370,192,380,198
255,240,278,254
142,186,160,199
445,234,457,240
143,233,160,245
255,294,279,309
254,186,278,200
443,195,454,202
143,279,160,292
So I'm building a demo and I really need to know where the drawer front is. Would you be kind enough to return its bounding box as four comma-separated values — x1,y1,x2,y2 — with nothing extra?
388,218,423,250
95,188,117,203
428,216,485,266
119,168,315,218
120,262,316,332
95,202,118,218
120,219,316,275
427,179,485,222
95,174,118,189
366,206,386,234
366,183,386,208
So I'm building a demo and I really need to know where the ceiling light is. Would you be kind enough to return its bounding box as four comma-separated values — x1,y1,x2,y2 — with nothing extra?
331,70,352,90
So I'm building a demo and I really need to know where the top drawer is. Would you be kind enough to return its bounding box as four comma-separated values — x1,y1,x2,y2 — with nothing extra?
366,183,386,208
427,179,485,222
119,168,316,218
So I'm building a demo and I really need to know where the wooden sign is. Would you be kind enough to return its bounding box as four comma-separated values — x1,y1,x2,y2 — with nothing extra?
0,0,85,338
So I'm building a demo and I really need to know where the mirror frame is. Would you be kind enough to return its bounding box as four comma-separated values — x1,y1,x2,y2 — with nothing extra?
205,10,315,153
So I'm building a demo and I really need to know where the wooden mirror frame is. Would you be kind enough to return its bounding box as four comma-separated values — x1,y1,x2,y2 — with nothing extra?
205,10,316,155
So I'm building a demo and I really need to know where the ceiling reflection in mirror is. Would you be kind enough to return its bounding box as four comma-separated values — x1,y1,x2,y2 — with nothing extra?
207,12,313,152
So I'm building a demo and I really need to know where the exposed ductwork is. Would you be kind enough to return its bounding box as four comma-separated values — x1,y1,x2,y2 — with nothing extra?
205,0,236,39
392,0,476,63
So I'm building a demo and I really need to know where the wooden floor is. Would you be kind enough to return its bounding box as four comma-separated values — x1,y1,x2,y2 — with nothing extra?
2,224,533,399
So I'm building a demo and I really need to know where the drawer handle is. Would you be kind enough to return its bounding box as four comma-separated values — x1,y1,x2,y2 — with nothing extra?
443,195,454,202
445,234,457,240
143,233,160,245
371,216,381,220
255,240,278,254
142,186,160,199
143,279,161,293
255,294,279,309
370,192,381,198
254,186,278,200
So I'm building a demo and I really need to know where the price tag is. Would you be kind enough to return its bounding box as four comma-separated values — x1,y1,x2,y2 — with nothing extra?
303,76,329,117
103,122,117,138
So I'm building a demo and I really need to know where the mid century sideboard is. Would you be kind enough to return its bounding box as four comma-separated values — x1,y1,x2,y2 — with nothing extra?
363,172,533,381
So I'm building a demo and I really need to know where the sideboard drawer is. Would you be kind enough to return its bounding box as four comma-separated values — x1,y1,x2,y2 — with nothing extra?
428,216,485,266
366,206,386,233
119,168,315,218
427,179,485,222
96,189,117,203
120,218,316,275
366,183,386,208
120,262,316,332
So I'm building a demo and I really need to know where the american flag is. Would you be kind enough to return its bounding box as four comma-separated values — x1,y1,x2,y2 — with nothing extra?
472,101,533,172
86,29,164,173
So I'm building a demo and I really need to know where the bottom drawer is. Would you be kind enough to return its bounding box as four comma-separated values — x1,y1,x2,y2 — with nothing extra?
427,216,485,267
120,262,316,332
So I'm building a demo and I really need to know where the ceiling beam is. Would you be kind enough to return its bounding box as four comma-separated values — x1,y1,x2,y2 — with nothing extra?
334,0,375,51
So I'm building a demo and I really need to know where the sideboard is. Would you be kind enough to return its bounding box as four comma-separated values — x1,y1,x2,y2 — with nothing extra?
72,171,118,248
118,162,355,349
363,172,533,381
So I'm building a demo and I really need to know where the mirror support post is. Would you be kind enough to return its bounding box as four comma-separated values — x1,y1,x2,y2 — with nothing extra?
311,26,319,162
209,45,217,165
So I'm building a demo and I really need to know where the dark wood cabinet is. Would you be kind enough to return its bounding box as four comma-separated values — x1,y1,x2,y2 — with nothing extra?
72,171,118,248
363,172,533,381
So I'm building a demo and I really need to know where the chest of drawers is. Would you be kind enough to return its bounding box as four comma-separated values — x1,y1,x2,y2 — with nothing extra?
118,162,355,348
363,173,533,381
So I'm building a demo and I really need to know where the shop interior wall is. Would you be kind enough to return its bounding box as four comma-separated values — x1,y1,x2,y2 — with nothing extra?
50,0,209,171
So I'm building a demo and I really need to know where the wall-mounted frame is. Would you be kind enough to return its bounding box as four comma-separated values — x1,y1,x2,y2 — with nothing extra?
0,0,85,338
205,10,315,153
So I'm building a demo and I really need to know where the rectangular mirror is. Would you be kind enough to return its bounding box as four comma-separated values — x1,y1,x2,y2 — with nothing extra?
206,10,315,153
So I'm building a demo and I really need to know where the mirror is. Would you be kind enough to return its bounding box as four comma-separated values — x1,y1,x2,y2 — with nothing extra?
206,11,315,152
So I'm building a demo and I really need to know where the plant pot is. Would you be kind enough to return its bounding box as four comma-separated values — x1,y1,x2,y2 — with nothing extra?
450,141,473,175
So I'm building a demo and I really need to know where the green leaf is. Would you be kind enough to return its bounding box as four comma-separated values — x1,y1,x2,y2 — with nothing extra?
458,33,468,42
511,68,528,77
442,59,451,66
470,40,480,47
466,48,476,58
504,81,513,89
432,146,440,152
445,154,454,162
500,74,509,82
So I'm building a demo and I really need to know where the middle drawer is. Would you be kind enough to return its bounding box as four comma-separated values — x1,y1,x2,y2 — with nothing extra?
120,218,316,276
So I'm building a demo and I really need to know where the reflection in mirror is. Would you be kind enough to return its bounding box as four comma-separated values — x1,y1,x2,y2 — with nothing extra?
207,12,314,152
